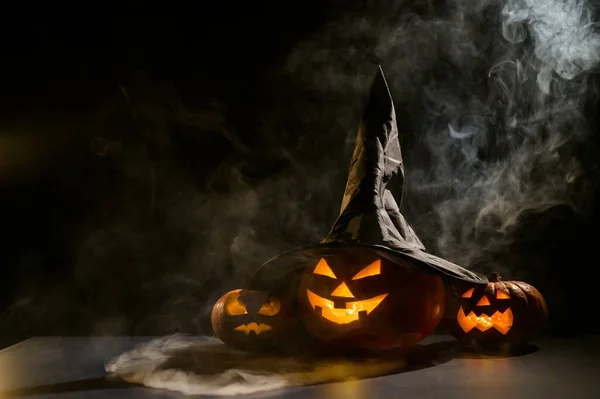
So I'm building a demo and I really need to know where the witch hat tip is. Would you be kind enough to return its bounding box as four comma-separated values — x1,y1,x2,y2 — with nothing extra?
364,66,394,117
370,65,391,91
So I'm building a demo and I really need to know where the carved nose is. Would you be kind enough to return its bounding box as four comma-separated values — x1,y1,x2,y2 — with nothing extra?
331,282,354,298
476,295,490,306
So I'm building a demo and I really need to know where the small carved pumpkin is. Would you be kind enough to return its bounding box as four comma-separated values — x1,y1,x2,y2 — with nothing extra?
297,248,445,352
211,289,296,352
448,272,548,346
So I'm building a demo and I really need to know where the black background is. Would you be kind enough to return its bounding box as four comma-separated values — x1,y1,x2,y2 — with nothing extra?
0,0,598,345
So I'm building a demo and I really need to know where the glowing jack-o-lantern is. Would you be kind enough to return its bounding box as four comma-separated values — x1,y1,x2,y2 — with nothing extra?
449,272,547,346
211,289,296,351
297,248,445,352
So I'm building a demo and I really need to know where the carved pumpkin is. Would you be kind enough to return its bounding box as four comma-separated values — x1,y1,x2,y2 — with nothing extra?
211,289,297,352
297,248,445,352
448,272,548,346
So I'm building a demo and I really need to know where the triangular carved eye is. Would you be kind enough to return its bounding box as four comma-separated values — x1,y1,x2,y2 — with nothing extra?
461,288,474,298
496,290,510,299
352,260,381,280
313,258,336,279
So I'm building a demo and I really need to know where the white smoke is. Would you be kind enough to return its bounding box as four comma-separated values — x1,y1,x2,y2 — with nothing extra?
284,0,599,276
105,334,407,396
428,0,600,272
502,0,600,85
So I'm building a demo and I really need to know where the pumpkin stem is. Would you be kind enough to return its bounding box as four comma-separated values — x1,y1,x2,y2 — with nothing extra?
489,272,502,282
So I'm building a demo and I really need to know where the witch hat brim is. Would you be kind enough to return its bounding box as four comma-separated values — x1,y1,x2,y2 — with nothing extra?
251,66,487,295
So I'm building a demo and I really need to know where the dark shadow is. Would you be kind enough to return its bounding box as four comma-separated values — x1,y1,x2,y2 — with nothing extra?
456,342,539,359
0,376,136,398
390,340,460,372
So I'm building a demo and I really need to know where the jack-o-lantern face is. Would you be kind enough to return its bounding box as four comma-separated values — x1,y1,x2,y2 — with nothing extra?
449,273,548,345
306,258,388,325
223,290,281,335
457,286,514,335
211,289,295,351
297,247,445,352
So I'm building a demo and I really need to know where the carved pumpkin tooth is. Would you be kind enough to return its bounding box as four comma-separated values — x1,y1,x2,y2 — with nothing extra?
333,299,346,309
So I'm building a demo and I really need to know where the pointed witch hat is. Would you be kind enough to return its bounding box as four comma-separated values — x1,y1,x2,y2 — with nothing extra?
250,66,487,296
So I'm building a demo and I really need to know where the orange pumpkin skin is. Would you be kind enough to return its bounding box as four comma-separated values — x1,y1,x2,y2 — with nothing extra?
211,289,299,352
447,273,548,346
297,248,445,352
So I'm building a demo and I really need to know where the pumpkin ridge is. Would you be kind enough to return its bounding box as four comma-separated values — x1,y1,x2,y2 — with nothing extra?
508,282,529,305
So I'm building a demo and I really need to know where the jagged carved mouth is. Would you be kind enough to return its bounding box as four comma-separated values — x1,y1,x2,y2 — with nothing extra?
233,322,272,335
306,290,388,325
457,306,513,335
